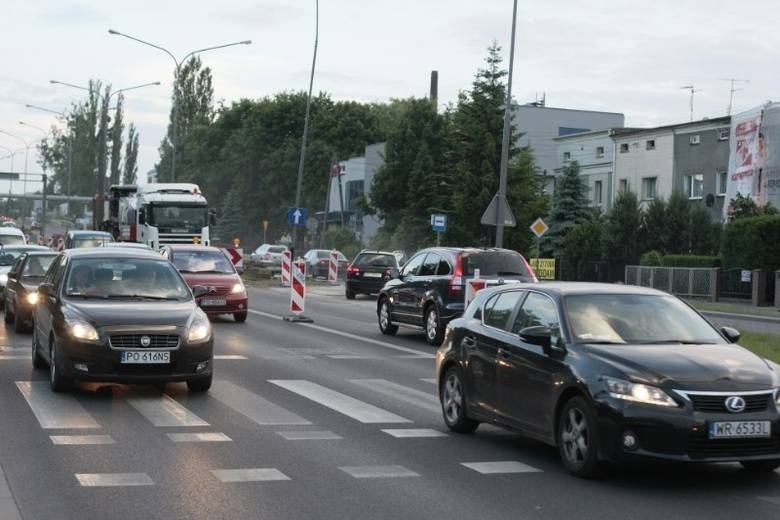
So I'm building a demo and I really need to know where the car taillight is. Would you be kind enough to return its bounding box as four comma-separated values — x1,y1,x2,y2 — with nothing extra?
347,264,359,276
448,252,464,297
521,255,539,282
318,260,327,265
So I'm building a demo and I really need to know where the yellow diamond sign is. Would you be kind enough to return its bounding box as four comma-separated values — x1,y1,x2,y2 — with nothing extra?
530,217,548,238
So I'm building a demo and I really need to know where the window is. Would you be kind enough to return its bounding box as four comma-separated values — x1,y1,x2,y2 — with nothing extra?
436,258,451,275
511,292,559,335
619,179,628,193
718,128,730,141
563,151,571,161
642,177,657,200
646,139,656,150
596,146,605,158
593,180,603,206
619,143,629,153
717,171,728,196
418,254,440,276
484,291,524,331
400,254,425,276
685,173,704,199
689,135,701,145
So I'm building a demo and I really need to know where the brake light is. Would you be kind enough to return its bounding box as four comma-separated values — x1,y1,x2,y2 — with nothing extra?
522,255,539,282
448,253,464,298
347,264,360,277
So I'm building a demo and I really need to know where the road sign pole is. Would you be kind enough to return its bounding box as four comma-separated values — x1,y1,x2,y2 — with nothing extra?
437,230,440,247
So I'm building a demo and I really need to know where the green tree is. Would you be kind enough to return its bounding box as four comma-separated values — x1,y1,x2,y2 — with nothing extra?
726,192,779,220
562,215,604,280
602,190,642,272
688,204,720,255
641,196,667,253
109,94,125,186
544,161,591,257
665,191,691,253
216,184,243,244
122,123,139,184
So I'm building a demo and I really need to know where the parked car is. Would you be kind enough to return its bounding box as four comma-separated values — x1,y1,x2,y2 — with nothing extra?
377,247,537,345
64,230,115,249
0,245,51,309
345,250,401,299
250,243,289,268
32,248,214,392
303,249,348,279
436,282,780,477
0,226,27,246
160,245,248,322
3,251,59,332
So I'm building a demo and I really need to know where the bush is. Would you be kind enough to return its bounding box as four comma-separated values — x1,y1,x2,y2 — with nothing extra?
660,255,721,268
721,215,780,271
640,250,663,266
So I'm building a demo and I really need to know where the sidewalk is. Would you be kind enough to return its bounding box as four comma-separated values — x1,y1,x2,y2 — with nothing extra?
685,298,780,321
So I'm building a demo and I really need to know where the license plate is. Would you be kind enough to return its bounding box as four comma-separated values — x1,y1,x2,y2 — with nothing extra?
120,351,170,364
708,420,771,439
201,298,226,306
363,272,382,278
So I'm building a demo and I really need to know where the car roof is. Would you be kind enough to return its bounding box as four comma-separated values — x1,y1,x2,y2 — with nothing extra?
0,245,49,251
480,281,668,299
163,245,222,252
22,251,58,257
63,248,165,260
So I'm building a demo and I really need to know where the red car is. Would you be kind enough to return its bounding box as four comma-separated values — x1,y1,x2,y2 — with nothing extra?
161,245,248,322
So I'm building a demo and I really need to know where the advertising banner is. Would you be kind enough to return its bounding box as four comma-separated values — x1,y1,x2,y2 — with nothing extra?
724,105,765,219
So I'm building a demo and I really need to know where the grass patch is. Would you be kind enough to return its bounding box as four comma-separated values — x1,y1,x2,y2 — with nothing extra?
686,299,780,319
738,330,780,364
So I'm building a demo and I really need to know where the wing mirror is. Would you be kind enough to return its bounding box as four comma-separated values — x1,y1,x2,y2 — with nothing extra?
192,285,208,298
519,325,565,355
38,284,53,297
138,207,146,225
720,326,741,343
389,268,401,280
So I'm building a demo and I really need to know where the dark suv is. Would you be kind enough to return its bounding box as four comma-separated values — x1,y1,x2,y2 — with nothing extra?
377,247,537,345
345,250,401,299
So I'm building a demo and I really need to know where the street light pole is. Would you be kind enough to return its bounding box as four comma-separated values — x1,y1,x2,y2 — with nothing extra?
108,29,251,182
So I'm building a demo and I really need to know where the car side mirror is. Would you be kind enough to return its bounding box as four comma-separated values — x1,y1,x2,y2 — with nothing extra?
519,325,552,349
389,268,401,279
138,208,146,225
720,326,741,343
209,210,217,226
38,284,53,297
192,285,208,298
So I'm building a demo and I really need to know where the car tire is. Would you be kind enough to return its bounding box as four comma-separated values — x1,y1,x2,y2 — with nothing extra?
424,305,444,346
32,322,45,369
440,366,479,433
557,396,606,478
49,338,73,393
4,302,13,324
345,288,356,300
740,459,780,473
187,375,212,393
378,297,398,335
234,311,247,323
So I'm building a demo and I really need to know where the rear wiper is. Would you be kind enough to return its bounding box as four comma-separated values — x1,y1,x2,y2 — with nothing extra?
495,271,523,276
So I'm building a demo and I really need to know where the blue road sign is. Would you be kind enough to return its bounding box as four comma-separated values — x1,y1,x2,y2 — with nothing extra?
431,213,447,232
288,207,307,227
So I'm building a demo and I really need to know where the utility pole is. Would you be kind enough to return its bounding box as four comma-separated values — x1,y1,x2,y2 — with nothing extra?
680,85,701,122
719,78,750,115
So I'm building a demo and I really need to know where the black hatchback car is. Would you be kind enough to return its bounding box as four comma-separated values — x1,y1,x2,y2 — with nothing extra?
436,282,780,477
377,247,536,345
345,250,401,299
3,251,59,332
32,248,214,393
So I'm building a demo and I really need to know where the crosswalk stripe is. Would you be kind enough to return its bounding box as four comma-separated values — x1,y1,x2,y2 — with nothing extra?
419,378,437,385
0,355,28,360
269,380,412,424
461,461,543,474
348,379,440,413
50,435,116,445
276,430,342,440
123,391,209,427
381,428,447,438
326,355,379,359
15,382,101,429
210,381,312,425
167,432,232,443
339,465,420,478
214,355,248,360
75,473,154,487
211,468,290,482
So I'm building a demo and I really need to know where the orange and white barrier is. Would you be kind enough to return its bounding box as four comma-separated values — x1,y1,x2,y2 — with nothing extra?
328,250,339,284
281,251,292,287
290,260,306,315
464,269,485,308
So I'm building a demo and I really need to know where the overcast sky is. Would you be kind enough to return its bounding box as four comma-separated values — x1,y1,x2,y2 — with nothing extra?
1,0,778,194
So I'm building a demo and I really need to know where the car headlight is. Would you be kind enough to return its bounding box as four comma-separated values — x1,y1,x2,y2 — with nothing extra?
26,292,39,305
603,376,678,407
187,313,212,343
69,320,99,341
0,274,7,284
231,282,245,294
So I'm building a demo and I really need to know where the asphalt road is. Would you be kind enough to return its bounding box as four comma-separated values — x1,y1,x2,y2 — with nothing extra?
0,282,778,520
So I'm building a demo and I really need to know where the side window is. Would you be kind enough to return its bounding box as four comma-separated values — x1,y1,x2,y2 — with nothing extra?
400,254,425,277
436,257,451,275
512,292,559,334
484,291,525,331
418,254,439,276
50,256,67,288
9,255,25,277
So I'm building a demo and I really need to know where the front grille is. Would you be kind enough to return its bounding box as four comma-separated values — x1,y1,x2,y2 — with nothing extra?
159,233,203,245
688,393,772,413
201,287,230,297
688,437,780,459
109,334,180,349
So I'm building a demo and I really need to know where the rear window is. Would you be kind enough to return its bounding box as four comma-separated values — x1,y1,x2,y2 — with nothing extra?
461,251,531,277
269,246,287,254
355,253,397,267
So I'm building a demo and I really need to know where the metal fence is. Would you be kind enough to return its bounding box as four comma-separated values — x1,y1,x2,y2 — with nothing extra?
719,268,752,300
625,266,714,298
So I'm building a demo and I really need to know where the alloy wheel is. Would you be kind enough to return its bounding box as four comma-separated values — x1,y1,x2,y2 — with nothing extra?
443,373,463,424
561,407,589,465
426,308,439,341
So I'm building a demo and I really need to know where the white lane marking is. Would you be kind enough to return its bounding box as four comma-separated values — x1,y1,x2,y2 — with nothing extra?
248,309,434,358
124,392,209,427
50,435,116,445
461,461,543,474
210,381,312,425
270,380,411,424
15,382,101,429
349,379,440,413
214,355,248,360
339,465,420,478
419,378,437,385
0,355,28,360
167,432,232,443
276,430,342,441
326,355,379,359
211,468,290,483
381,428,447,438
75,473,154,487
0,463,23,520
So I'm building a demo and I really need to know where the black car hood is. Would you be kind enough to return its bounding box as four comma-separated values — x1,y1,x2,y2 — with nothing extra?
583,342,778,391
65,299,195,328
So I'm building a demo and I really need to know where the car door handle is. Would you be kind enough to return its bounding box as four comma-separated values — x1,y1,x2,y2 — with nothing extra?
462,336,477,349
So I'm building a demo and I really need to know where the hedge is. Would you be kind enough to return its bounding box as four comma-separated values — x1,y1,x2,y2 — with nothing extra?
660,255,722,268
720,215,780,272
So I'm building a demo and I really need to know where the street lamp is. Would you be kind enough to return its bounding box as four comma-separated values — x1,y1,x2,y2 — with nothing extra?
108,28,251,181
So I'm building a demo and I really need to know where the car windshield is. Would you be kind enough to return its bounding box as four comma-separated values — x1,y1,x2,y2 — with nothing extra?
65,258,191,300
0,236,25,246
22,255,57,277
356,253,396,267
0,250,23,266
73,237,113,248
172,250,235,274
564,293,725,345
149,205,206,233
462,251,532,277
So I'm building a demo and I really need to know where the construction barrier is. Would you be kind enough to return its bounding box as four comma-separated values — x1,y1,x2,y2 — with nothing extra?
281,251,292,287
464,269,485,308
328,250,339,284
290,260,306,315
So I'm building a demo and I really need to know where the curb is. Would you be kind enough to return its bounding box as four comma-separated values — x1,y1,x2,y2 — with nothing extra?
701,309,780,324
